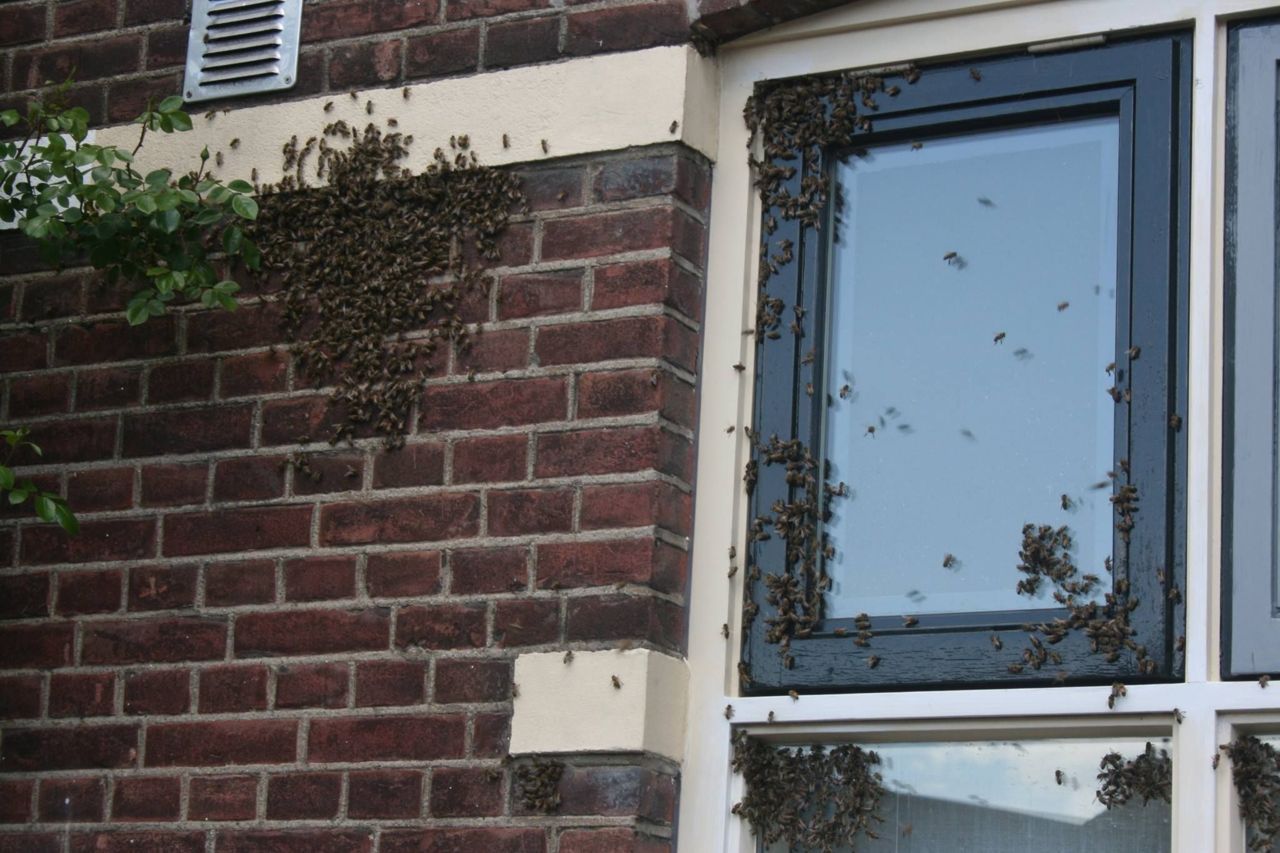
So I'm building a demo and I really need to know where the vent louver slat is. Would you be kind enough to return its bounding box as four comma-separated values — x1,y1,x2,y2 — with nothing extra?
183,0,301,103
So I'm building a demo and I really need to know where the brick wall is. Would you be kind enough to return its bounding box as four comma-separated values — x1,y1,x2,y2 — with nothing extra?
0,143,709,851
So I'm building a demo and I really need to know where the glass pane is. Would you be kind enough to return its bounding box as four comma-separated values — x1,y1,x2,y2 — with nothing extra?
823,117,1120,618
762,736,1171,853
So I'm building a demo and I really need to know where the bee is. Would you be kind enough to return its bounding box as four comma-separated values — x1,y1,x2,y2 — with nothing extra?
512,683,520,698
727,565,738,578
970,67,983,81
1008,663,1024,674
1127,345,1142,359
669,120,679,134
943,251,958,262
839,384,851,399
1013,347,1032,361
1053,670,1068,684
990,634,1003,650
1174,708,1184,724
788,690,799,701
1055,769,1065,785
732,363,746,372
1213,752,1221,770
403,87,411,99
1262,675,1272,689
1106,361,1117,375
366,100,374,115
977,196,995,207
905,67,921,84
563,651,574,664
1061,494,1076,511
1057,301,1070,312
502,133,510,149
867,655,881,668
229,138,240,149
724,704,734,719
541,139,549,154
960,428,976,441
1107,682,1126,709
1090,480,1110,490
387,118,398,127
611,675,622,689
767,711,775,723
943,553,957,569
1106,386,1123,402
215,151,224,167
1170,413,1183,431
910,140,923,150
725,425,735,434
902,615,918,628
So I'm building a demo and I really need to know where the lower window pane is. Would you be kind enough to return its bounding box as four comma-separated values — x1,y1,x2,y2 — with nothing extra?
757,736,1171,852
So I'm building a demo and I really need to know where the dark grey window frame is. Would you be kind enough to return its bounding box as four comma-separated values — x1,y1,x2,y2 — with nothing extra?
1224,18,1280,678
742,34,1191,695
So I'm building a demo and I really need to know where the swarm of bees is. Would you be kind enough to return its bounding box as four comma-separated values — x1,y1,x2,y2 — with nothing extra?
1096,742,1172,808
1221,735,1280,849
514,757,565,813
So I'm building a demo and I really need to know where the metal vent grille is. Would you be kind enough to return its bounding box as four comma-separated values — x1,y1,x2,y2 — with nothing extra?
183,0,302,103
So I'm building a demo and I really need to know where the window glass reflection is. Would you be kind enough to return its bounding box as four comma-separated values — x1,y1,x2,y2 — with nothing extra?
823,117,1120,618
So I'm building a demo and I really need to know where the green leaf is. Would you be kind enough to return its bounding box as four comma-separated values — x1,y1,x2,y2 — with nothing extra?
54,501,79,535
125,299,151,326
168,111,193,132
8,488,28,506
33,494,56,523
157,95,184,114
134,194,157,214
241,240,262,270
157,208,181,233
227,179,254,194
0,466,13,490
0,109,18,127
223,224,243,255
231,194,258,221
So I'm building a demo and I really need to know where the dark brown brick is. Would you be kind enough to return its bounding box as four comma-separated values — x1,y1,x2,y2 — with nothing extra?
189,775,256,821
204,559,275,607
147,360,214,403
0,779,33,822
83,616,226,665
318,494,479,546
20,274,85,321
124,0,185,25
220,351,287,397
347,770,421,819
8,373,70,417
405,27,480,79
0,331,48,371
373,442,444,489
23,518,154,565
234,608,390,657
566,594,684,651
537,315,695,369
66,467,133,513
38,776,105,821
541,207,684,260
48,672,114,718
212,455,287,502
0,725,137,772
559,829,670,853
382,828,544,853
0,624,73,669
122,404,253,457
430,766,503,817
54,317,174,365
581,481,691,536
146,25,188,70
22,417,118,465
328,39,403,89
499,269,583,319
485,15,561,69
0,833,60,853
308,714,465,762
199,665,268,713
452,327,530,375
145,719,297,767
124,669,188,715
112,776,180,821
76,367,142,410
12,35,142,88
140,463,207,507
564,2,688,56
355,660,425,707
420,377,566,431
535,426,664,478
365,550,441,598
473,712,510,757
396,603,487,651
266,772,341,820
56,569,123,615
447,0,547,20
0,3,46,46
0,573,48,620
0,675,42,719
488,488,573,536
537,538,685,593
451,546,527,595
274,663,347,710
67,833,202,853
495,599,558,648
164,505,312,557
214,831,373,853
128,564,197,611
576,368,680,419
284,555,356,601
186,302,284,353
434,658,510,703
452,434,527,484
555,765,675,821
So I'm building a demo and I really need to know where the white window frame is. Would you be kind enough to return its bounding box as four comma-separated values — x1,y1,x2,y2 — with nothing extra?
679,1,1280,851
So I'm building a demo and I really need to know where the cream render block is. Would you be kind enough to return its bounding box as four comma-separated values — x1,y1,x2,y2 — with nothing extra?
509,648,689,762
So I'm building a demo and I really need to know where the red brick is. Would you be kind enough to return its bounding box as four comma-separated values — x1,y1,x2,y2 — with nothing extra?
212,455,287,502
0,3,46,46
66,467,134,512
581,481,691,536
328,39,403,89
373,442,444,489
365,550,441,598
82,617,227,665
452,434,527,484
8,373,70,417
234,608,390,657
396,603,487,651
145,719,297,767
564,2,688,55
0,833,59,853
453,327,530,374
541,207,681,261
38,777,105,821
109,74,184,125
566,594,684,650
147,360,214,404
0,725,137,771
215,831,374,853
124,0,185,25
53,317,174,365
13,36,141,89
261,396,351,445
0,675,42,719
578,368,693,422
485,15,561,69
146,25,187,70
430,766,503,817
0,624,73,669
204,559,276,607
0,572,48,619
220,351,287,397
140,463,207,507
495,599,559,647
124,669,189,715
473,712,510,757
405,27,480,79
128,564,197,611
20,274,85,321
22,416,118,464
559,829,670,853
447,0,546,19
189,775,256,821
284,555,356,601
0,331,47,371
49,672,114,718
535,426,666,478
308,714,465,762
420,377,566,431
122,404,253,457
186,301,284,354
538,538,685,593
498,269,583,320
199,665,268,713
23,518,154,565
319,494,479,546
112,776,180,821
266,772,341,820
382,828,544,853
164,505,312,556
537,315,694,369
274,663,347,710
348,770,421,819
434,658,510,703
488,488,574,537
355,660,425,707
0,779,33,822
291,450,365,496
556,765,675,821
69,833,201,853
56,569,123,615
302,0,437,41
76,367,142,410
451,546,527,595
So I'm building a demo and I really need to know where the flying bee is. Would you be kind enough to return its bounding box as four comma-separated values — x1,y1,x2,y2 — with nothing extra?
960,428,976,441
993,332,1006,344
789,690,800,701
365,100,373,114
943,251,958,263
970,67,983,81
669,120,679,134
902,615,919,628
1057,301,1070,312
1055,769,1065,785
839,384,851,399
1061,494,1075,511
865,426,876,437
1175,708,1184,724
1013,347,1032,361
910,140,923,150
1105,361,1117,375
942,553,957,569
611,675,622,689
215,151,224,167
541,139,549,154
402,87,410,98
725,425,735,434
977,196,995,207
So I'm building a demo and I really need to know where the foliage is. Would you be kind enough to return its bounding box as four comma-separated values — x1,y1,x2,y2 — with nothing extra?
0,80,261,326
0,429,76,534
